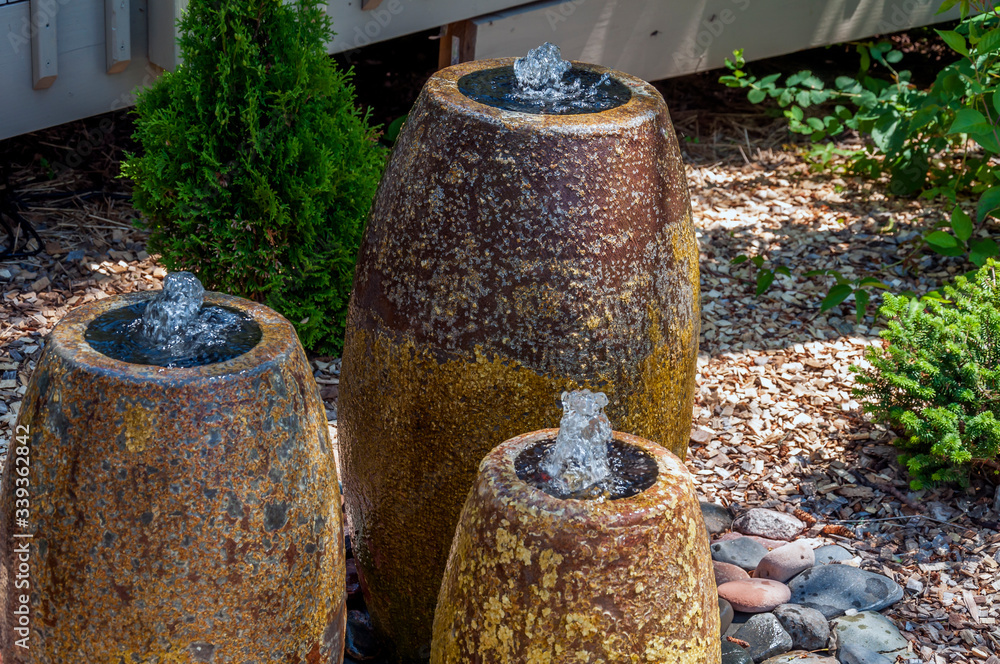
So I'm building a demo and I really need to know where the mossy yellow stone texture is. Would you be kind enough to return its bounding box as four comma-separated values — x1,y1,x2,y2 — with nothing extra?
432,429,719,663
0,293,346,664
340,58,699,660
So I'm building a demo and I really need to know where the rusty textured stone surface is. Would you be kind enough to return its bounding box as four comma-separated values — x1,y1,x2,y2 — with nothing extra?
0,292,345,663
340,58,700,660
432,429,719,663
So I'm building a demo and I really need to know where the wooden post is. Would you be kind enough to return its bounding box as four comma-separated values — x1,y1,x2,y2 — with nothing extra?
437,20,477,70
30,0,58,89
105,0,131,74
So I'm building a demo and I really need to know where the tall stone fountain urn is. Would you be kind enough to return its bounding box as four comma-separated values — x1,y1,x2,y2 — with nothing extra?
433,425,719,663
340,47,700,660
0,281,346,663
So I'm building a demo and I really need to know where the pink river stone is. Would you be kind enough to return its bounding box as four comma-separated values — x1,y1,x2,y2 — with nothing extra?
714,560,751,586
717,578,792,613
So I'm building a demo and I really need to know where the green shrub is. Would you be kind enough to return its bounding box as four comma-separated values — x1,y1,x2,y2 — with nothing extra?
122,0,385,354
852,261,1000,488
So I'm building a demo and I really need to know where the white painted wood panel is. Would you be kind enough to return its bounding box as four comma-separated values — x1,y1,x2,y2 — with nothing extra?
0,0,156,140
474,0,962,82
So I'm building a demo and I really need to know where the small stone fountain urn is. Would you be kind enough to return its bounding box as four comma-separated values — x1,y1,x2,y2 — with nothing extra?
0,282,346,663
431,424,719,663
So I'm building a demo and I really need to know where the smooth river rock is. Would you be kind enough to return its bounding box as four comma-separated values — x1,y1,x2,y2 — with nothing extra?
702,501,734,535
716,560,752,585
755,540,815,583
733,508,805,541
763,652,838,663
836,643,895,664
773,603,830,651
712,536,769,570
719,579,792,613
830,611,910,660
722,640,754,664
814,544,853,565
733,613,794,661
787,564,903,619
720,597,735,635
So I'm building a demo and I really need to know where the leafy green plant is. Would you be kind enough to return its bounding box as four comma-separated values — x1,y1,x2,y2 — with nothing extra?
852,261,1000,488
731,254,791,295
720,1,1000,292
123,0,385,354
802,270,890,322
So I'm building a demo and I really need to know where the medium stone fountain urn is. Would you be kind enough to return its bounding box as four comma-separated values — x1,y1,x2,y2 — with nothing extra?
0,292,346,663
340,57,700,659
432,429,719,663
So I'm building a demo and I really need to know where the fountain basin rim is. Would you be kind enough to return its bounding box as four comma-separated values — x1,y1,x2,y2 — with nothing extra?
50,291,297,383
477,428,695,530
432,58,665,130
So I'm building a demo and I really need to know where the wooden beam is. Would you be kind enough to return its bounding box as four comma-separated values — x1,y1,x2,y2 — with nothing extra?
360,0,384,9
30,0,58,89
105,0,131,74
437,20,477,70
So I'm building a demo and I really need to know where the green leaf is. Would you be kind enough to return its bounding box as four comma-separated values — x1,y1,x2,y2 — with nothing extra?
803,269,828,277
858,277,890,289
731,255,749,265
925,230,959,249
976,28,1000,54
789,106,804,121
855,289,870,323
751,255,765,268
748,88,767,104
756,270,775,296
774,266,792,277
821,284,853,312
978,187,1000,222
951,207,974,242
970,237,1000,257
937,0,960,14
937,30,969,57
949,108,988,134
886,49,903,64
872,112,903,153
993,89,1000,117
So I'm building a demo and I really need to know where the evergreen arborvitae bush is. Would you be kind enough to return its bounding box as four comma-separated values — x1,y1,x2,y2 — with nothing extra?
852,261,1000,488
122,0,385,354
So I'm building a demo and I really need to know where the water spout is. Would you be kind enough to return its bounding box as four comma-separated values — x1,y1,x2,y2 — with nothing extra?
541,389,612,495
509,43,614,113
85,271,261,368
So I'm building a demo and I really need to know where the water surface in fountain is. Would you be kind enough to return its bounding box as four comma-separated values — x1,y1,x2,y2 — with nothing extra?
515,390,658,500
458,42,630,115
86,272,261,368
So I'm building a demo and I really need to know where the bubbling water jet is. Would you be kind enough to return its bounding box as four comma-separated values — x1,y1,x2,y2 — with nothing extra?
457,42,630,115
85,272,262,368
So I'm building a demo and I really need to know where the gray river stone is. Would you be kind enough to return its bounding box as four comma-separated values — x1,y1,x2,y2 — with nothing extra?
720,597,734,635
837,643,894,664
702,501,734,535
711,536,769,571
787,564,903,619
733,508,805,541
830,612,909,660
773,603,830,651
814,544,853,565
734,613,794,661
722,640,754,664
